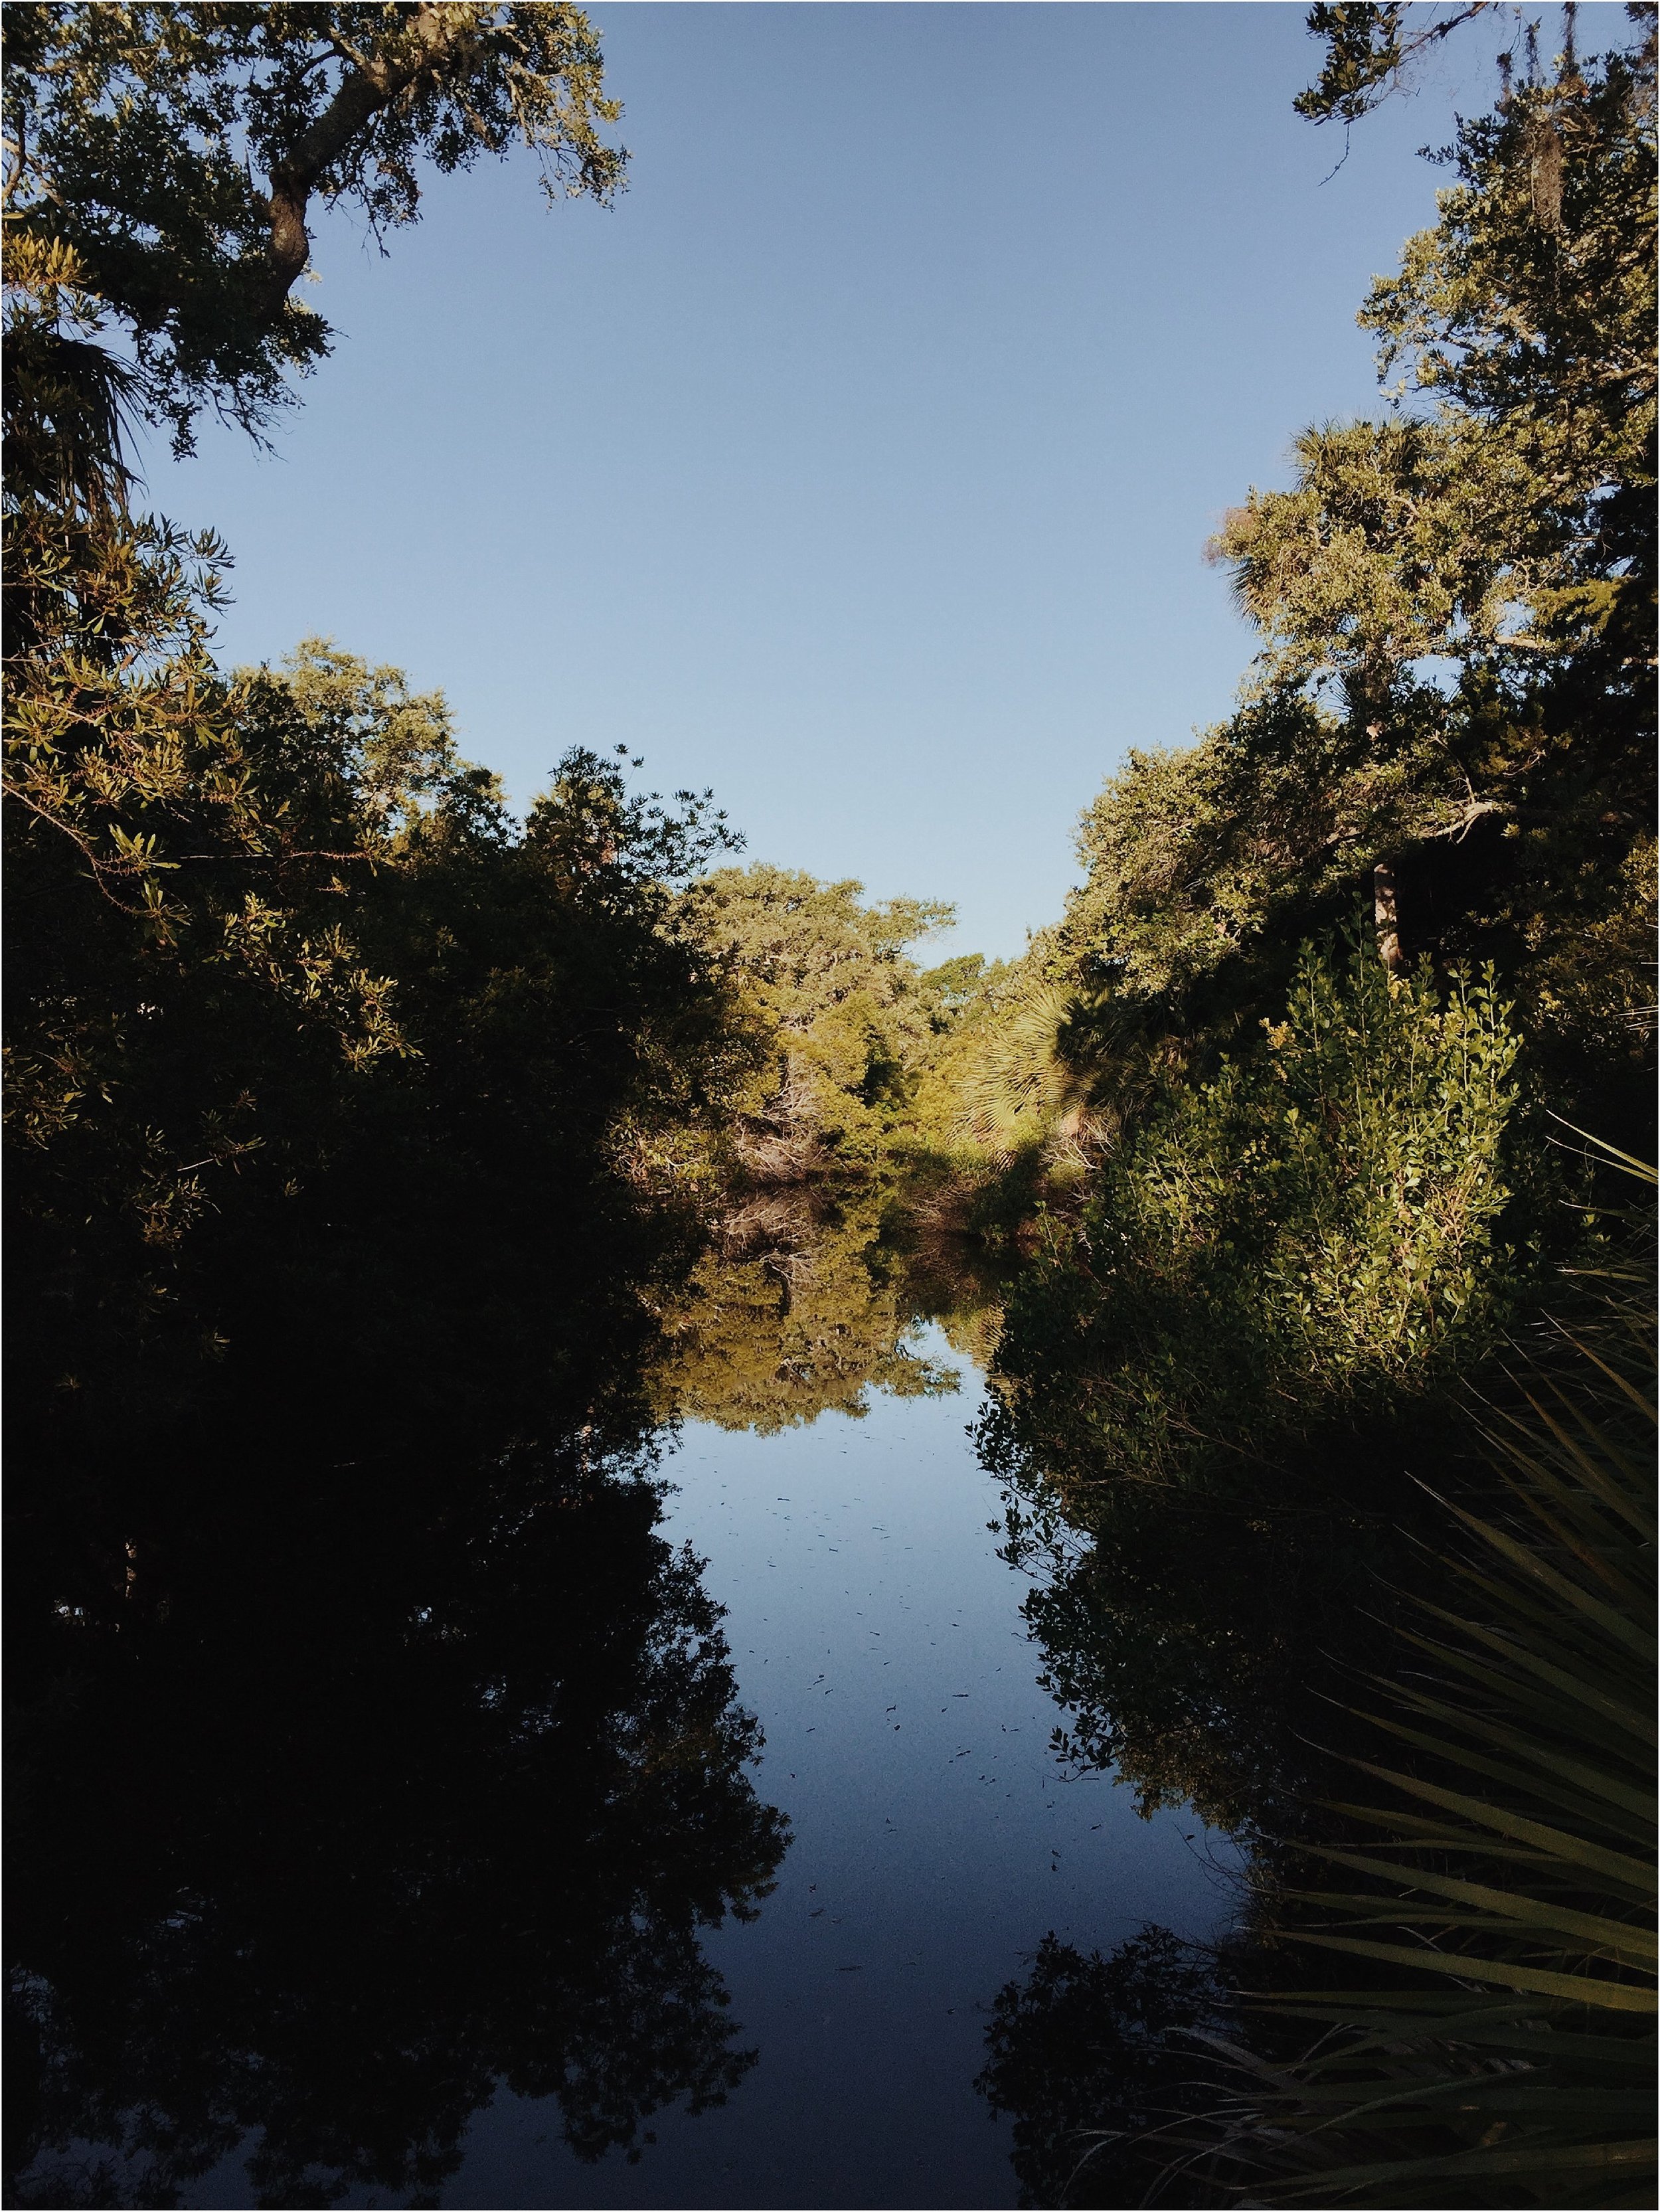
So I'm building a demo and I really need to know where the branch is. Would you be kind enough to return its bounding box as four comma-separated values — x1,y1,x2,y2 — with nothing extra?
261,7,473,313
1299,2,1495,126
2,122,29,209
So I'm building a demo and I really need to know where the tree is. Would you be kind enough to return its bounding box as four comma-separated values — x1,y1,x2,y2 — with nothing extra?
1295,1,1502,128
2,5,655,1440
1029,7,1654,1142
967,25,1658,2204
6,630,746,1491
3,2,625,451
987,934,1529,1499
678,865,955,1176
2,1,629,958
0,1,726,1477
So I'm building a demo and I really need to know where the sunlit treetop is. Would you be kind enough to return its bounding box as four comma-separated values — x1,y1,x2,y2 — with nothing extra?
2,3,626,451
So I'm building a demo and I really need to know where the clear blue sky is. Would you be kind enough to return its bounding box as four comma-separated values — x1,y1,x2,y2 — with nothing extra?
147,1,1577,960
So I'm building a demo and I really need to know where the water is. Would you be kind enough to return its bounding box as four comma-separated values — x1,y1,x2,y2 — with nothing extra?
449,1333,1229,2210
13,1293,1232,2212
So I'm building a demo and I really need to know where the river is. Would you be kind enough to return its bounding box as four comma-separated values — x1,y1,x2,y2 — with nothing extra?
450,1327,1230,2211
12,1248,1234,2212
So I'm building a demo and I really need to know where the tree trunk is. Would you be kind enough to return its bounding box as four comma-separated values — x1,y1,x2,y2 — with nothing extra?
1374,861,1406,977
260,7,464,316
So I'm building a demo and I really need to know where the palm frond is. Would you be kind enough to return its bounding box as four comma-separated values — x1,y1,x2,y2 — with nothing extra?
1156,1244,1655,2207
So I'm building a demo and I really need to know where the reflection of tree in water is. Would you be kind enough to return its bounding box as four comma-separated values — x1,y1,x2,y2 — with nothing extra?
976,1928,1230,2211
649,1187,984,1432
970,1311,1488,2208
983,1442,1412,1834
7,1145,1017,2206
9,1420,787,2208
6,1142,1011,2211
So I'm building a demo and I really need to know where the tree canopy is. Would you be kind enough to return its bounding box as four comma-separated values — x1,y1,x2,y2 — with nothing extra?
3,2,625,450
1027,4,1654,1144
679,865,958,1173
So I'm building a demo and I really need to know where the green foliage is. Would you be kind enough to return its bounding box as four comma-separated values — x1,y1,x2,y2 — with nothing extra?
3,527,420,1278
975,939,1542,1837
936,979,1085,1163
1232,37,1655,713
241,635,511,847
975,1225,1655,2209
991,935,1530,1497
6,620,747,1468
968,35,1656,2192
3,2,625,450
898,960,1177,1229
8,20,1653,2203
678,864,955,1176
5,694,783,2212
0,5,675,1466
1019,11,1655,1146
1294,3,1516,129
1172,1250,1657,2207
649,1187,961,1432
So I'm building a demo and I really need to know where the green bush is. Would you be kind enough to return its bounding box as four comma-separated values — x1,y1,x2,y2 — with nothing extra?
991,934,1538,1496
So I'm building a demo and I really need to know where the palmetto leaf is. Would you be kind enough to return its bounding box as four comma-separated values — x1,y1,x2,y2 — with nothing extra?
1155,1244,1656,2205
1293,1855,1656,1958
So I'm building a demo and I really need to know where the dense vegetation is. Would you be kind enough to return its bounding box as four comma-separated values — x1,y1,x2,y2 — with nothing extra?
965,9,1657,2205
979,1221,1655,2207
4,4,1653,2208
2,14,780,2202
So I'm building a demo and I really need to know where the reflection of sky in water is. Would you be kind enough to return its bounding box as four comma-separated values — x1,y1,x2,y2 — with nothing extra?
452,1328,1236,2211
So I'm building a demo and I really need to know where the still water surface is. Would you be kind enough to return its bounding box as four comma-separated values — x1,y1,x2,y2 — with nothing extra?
19,1304,1229,2211
446,1331,1229,2211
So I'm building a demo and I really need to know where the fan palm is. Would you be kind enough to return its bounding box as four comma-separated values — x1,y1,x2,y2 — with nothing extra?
1169,1189,1655,2207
